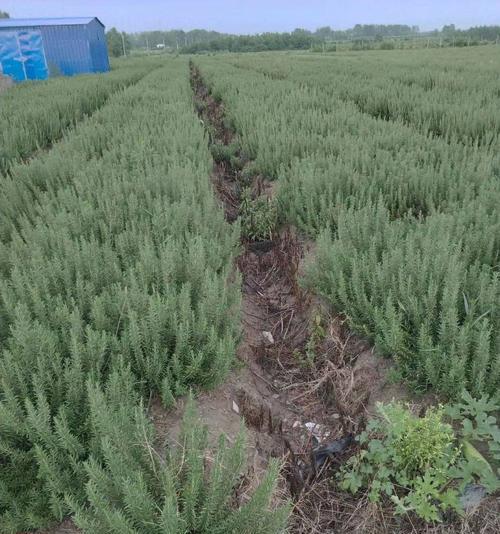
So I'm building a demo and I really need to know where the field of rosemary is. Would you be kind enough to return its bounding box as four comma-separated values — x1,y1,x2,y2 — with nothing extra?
0,46,498,533
196,46,500,401
0,58,162,175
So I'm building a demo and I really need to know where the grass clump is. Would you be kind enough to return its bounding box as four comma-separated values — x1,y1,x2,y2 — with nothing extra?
239,188,277,241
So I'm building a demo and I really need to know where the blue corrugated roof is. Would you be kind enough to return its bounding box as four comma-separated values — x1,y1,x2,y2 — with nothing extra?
0,17,104,29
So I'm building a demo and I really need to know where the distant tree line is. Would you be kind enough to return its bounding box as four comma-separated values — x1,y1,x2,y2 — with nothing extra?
180,24,500,54
128,25,421,53
436,24,500,42
0,10,9,18
183,29,319,53
320,24,420,40
120,24,500,55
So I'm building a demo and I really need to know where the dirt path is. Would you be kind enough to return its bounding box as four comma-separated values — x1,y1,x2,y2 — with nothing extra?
31,519,79,534
187,62,426,532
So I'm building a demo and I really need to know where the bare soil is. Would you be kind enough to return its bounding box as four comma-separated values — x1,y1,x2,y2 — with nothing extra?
31,519,79,534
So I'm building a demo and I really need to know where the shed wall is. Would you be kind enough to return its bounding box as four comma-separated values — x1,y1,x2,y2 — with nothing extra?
87,19,110,73
41,24,92,76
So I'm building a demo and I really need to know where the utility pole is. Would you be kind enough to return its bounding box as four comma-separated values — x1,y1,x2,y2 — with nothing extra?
121,32,127,57
146,36,149,53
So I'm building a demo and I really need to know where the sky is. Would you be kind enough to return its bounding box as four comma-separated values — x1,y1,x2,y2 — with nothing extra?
3,1,500,34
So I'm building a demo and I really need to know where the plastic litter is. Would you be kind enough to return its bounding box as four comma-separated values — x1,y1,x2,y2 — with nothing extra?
304,422,330,444
262,331,275,345
312,435,354,470
460,484,487,510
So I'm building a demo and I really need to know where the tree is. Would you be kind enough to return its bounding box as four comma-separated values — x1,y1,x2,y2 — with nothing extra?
290,28,312,49
0,10,9,18
106,27,131,57
315,26,333,40
442,24,456,36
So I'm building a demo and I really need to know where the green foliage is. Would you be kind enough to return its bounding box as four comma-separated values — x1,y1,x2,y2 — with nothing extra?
446,391,500,491
210,140,240,164
0,61,241,530
182,29,316,54
292,312,326,369
379,40,396,50
106,27,132,58
0,58,156,175
306,200,499,399
340,399,500,522
339,403,460,522
193,49,500,399
132,28,228,51
72,394,288,534
308,199,500,397
239,188,277,241
71,392,289,533
446,391,500,449
196,49,500,178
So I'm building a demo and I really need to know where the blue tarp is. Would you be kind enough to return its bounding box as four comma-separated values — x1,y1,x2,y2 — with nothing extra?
0,18,109,82
0,29,48,82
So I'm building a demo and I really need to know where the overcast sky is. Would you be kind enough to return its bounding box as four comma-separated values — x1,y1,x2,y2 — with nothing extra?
3,1,500,34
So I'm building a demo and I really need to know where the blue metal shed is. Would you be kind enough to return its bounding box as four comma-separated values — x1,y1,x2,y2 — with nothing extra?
0,17,110,82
